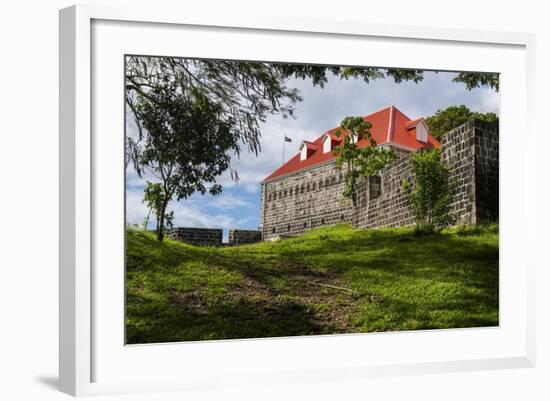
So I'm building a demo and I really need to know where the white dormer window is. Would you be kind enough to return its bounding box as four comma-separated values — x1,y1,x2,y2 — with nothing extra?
350,133,358,144
323,135,331,153
406,118,429,143
300,144,308,161
415,121,428,143
299,141,318,161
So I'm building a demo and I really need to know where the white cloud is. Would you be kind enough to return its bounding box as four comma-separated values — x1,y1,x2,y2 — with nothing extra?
478,87,500,114
171,205,236,230
125,188,150,227
236,216,256,227
207,194,254,210
243,184,259,194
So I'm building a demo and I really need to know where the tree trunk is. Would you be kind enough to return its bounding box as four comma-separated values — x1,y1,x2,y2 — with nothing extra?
155,213,161,239
156,199,169,241
143,208,151,230
349,161,357,208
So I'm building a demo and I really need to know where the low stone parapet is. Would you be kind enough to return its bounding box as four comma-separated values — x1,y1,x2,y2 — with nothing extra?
228,229,262,246
165,227,223,247
164,227,262,247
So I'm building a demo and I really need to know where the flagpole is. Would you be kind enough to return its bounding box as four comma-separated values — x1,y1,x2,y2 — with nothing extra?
282,133,286,165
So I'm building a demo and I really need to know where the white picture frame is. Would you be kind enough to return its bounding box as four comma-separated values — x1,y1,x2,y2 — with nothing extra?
59,4,536,397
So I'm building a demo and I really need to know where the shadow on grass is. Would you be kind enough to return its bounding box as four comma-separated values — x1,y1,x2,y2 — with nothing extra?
126,291,333,344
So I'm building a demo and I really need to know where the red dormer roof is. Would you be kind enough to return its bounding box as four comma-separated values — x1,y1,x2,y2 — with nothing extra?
325,132,343,142
404,117,423,129
264,106,440,182
300,140,318,150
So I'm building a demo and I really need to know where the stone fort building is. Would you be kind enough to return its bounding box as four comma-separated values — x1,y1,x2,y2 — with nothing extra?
259,105,499,241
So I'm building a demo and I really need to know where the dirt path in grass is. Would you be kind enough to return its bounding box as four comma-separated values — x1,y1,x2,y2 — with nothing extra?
174,262,363,336
262,267,359,331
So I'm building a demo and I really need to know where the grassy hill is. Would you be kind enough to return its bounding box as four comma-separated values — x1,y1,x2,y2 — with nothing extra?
126,224,499,344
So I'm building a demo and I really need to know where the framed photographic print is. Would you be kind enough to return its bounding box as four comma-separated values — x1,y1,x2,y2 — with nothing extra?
59,4,536,397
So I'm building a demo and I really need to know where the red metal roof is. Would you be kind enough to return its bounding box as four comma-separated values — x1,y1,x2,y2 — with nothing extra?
264,106,440,182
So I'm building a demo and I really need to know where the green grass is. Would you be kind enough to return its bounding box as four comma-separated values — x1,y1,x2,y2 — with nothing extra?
126,224,499,344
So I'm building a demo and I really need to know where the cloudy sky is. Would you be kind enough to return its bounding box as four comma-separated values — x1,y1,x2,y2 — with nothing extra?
126,67,499,241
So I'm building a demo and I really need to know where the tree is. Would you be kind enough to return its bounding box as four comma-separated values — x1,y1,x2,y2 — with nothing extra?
403,149,455,234
126,57,303,169
132,84,239,241
143,182,174,238
332,116,396,206
425,105,499,139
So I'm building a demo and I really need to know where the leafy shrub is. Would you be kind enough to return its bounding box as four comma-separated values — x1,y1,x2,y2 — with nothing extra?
403,149,455,234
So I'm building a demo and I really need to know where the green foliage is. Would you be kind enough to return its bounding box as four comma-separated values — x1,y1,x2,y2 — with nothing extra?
126,224,499,343
126,57,303,159
332,116,396,205
403,150,455,234
275,64,425,87
425,105,499,139
452,72,499,92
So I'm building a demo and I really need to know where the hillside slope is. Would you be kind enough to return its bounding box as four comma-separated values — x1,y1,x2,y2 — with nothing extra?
126,224,499,344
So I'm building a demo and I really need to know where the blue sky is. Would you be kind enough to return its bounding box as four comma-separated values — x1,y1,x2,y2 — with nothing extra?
126,69,499,241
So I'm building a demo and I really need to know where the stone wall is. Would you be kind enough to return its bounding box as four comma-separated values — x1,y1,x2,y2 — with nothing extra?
261,160,354,240
258,182,266,232
439,119,477,225
473,120,499,222
261,119,499,236
440,118,499,224
353,156,415,229
165,227,223,247
228,229,262,246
